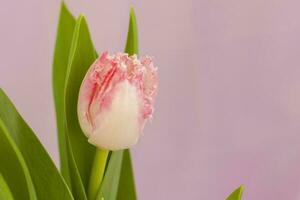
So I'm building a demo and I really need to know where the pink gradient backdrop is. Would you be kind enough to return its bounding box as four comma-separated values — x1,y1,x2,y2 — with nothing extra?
1,0,300,199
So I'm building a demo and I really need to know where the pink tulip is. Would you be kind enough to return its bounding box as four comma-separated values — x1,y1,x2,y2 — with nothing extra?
77,51,157,150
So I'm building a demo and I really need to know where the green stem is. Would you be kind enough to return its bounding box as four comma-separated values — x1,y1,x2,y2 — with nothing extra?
88,148,109,200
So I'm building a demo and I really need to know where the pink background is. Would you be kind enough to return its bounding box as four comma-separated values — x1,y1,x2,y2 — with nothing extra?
1,0,300,199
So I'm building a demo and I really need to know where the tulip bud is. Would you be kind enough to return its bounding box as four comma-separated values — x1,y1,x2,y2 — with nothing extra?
78,51,157,150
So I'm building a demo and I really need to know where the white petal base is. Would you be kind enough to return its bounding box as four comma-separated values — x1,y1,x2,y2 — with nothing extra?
88,81,141,150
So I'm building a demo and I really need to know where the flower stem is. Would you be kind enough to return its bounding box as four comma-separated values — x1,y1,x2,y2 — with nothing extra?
88,148,109,200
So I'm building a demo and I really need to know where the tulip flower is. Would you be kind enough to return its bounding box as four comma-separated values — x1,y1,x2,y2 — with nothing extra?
78,51,157,150
77,51,157,200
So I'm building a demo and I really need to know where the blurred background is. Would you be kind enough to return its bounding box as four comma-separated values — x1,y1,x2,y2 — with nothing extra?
1,0,300,199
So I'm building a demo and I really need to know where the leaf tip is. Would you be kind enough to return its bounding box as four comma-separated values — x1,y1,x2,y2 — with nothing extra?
237,184,244,195
60,1,69,13
60,0,66,8
129,6,137,24
129,6,136,16
77,14,89,27
226,185,244,200
58,1,74,23
125,6,139,55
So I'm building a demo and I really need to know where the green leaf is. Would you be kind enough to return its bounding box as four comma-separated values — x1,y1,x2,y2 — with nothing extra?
125,7,139,55
65,132,88,200
116,7,138,200
64,15,97,197
96,151,124,200
52,2,76,186
116,150,137,200
226,185,244,200
53,3,93,199
0,89,73,200
0,174,14,200
0,119,37,200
